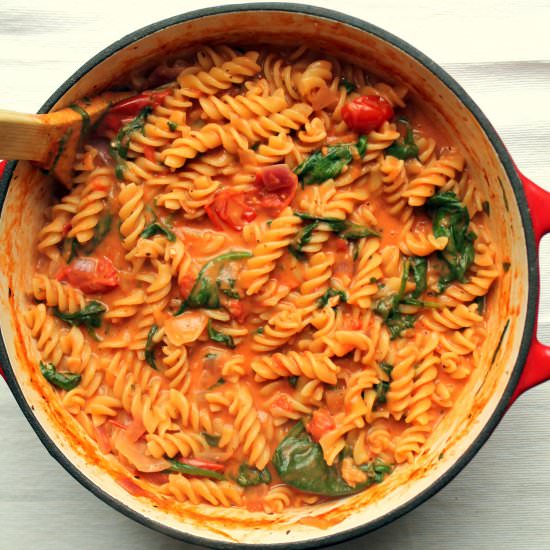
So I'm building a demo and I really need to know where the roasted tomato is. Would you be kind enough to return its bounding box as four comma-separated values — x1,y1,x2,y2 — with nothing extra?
254,164,298,216
306,408,336,442
57,256,119,294
99,89,171,134
205,190,257,231
342,95,394,134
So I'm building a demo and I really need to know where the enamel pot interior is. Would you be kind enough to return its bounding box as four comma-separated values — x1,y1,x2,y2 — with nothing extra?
0,4,536,548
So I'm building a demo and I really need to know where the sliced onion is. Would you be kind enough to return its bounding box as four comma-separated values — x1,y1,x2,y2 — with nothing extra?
114,432,169,473
311,85,339,111
125,418,146,443
164,311,207,346
72,257,97,274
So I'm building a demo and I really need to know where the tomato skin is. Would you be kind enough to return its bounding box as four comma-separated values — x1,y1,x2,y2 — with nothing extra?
178,273,197,300
306,408,336,442
341,95,394,133
99,90,171,134
57,256,119,294
142,145,156,162
180,457,224,473
225,299,247,324
254,164,298,216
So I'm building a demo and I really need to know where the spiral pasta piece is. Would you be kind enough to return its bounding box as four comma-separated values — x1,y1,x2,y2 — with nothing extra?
177,51,261,98
239,207,302,295
251,350,340,385
348,238,382,308
403,150,465,207
32,275,85,313
165,474,243,506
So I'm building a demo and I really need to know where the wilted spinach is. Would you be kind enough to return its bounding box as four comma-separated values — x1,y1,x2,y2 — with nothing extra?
40,361,81,391
426,192,476,291
236,464,271,487
176,250,252,314
166,458,225,480
374,257,438,339
140,221,176,242
272,421,392,496
110,106,152,180
386,119,419,160
294,136,367,186
54,300,106,339
207,320,235,349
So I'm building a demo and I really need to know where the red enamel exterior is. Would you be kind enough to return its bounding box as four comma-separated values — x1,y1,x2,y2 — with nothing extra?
0,160,4,381
509,171,550,405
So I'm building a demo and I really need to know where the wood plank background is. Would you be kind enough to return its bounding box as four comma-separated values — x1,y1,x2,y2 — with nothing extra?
1,1,549,548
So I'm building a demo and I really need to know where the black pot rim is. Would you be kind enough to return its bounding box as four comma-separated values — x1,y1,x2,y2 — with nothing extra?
0,3,538,549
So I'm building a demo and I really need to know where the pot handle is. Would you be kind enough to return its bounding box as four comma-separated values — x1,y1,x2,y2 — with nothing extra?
0,159,6,381
509,170,550,404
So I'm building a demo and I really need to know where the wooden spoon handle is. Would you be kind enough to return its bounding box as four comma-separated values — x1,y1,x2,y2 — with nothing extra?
0,109,67,162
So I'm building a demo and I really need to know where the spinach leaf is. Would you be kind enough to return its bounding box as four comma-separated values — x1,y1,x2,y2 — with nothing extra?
426,192,476,291
208,378,225,390
69,104,91,146
40,361,81,391
65,213,112,261
374,380,390,405
374,258,432,340
288,375,299,388
380,362,393,377
358,458,393,483
292,212,379,253
340,78,356,93
236,464,271,487
356,135,368,158
294,212,347,232
272,421,382,496
48,128,73,176
207,320,235,349
294,137,367,186
288,222,320,260
386,119,418,160
474,295,486,314
409,257,427,298
216,273,241,300
140,221,176,242
386,313,417,340
339,222,380,240
109,106,152,180
145,324,159,370
167,120,178,131
166,458,225,480
177,250,252,314
54,301,106,339
202,432,221,447
317,288,348,308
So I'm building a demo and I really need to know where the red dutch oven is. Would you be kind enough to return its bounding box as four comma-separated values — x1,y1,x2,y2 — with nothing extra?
0,4,549,548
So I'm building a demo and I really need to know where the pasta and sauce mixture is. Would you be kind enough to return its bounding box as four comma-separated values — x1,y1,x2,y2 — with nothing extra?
26,45,500,512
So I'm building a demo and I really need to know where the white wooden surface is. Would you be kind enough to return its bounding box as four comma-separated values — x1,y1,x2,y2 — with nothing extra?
1,1,550,548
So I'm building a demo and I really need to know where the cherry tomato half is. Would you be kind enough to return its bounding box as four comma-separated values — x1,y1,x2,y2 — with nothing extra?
341,95,394,134
57,256,119,294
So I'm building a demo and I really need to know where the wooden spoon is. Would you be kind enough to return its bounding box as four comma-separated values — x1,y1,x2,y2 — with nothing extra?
0,92,131,187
